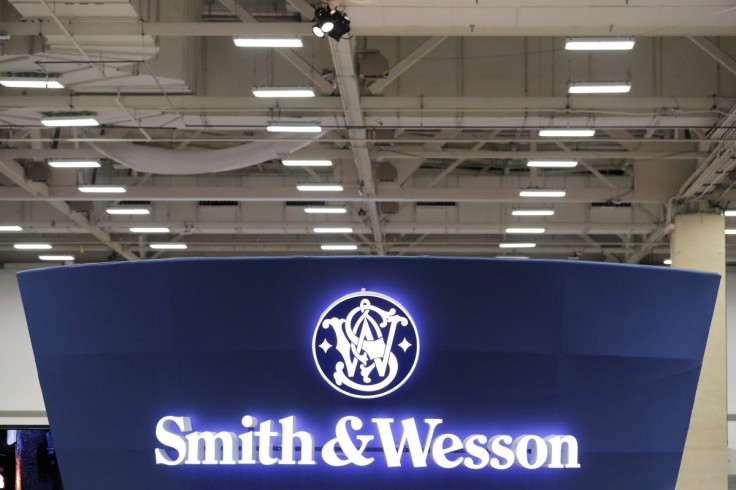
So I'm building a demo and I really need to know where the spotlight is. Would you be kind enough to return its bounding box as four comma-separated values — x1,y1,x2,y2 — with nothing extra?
327,10,351,42
313,7,334,36
312,6,351,41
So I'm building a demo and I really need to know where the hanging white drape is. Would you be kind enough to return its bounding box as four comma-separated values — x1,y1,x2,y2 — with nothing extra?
89,136,317,175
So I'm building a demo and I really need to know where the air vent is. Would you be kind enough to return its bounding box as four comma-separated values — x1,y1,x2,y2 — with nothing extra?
199,201,238,206
592,202,632,208
119,200,151,205
286,201,326,206
417,202,457,207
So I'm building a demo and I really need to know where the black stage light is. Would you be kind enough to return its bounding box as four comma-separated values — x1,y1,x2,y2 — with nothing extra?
313,7,334,36
326,10,351,41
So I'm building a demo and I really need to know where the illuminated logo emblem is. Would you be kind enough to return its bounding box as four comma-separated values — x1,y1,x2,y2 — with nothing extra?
313,289,419,399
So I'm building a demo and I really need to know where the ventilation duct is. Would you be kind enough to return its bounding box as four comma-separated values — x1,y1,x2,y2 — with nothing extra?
89,135,318,175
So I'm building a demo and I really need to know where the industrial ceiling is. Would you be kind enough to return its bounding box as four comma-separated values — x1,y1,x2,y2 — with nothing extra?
0,0,734,265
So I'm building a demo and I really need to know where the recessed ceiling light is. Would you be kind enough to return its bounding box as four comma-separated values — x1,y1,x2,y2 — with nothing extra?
252,87,315,98
78,186,126,193
41,116,99,127
527,160,578,168
129,227,170,233
664,259,672,265
724,210,736,217
233,37,303,48
499,243,536,249
0,225,23,231
519,189,566,198
282,159,333,167
512,209,555,217
505,228,546,234
150,243,187,250
725,229,736,235
313,227,353,233
568,82,632,94
48,160,101,168
14,243,52,250
565,37,636,51
39,255,74,261
304,207,347,214
297,184,344,192
496,256,530,259
321,244,358,251
267,124,322,133
0,77,64,89
539,128,596,138
106,207,150,215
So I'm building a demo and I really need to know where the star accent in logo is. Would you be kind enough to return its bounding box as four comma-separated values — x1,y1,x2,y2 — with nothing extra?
398,338,412,352
319,339,332,353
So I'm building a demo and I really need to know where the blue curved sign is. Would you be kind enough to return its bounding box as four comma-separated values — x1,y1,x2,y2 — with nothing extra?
17,257,719,489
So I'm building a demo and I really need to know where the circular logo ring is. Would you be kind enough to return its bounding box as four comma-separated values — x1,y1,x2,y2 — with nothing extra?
312,290,420,399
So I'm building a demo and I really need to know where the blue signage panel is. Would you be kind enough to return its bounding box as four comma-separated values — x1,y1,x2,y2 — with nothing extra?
17,257,719,490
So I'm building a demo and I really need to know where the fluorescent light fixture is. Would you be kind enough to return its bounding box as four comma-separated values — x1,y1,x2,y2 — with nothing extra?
41,116,99,127
569,82,632,94
527,160,578,168
150,243,187,250
499,243,536,249
726,229,736,235
0,78,64,89
14,243,52,250
505,228,546,234
233,37,303,48
39,255,74,261
106,207,150,215
48,160,101,168
519,189,566,198
512,209,555,217
664,259,672,265
321,244,358,251
252,86,315,98
539,128,596,138
304,206,347,214
565,37,636,51
78,185,126,193
313,227,353,233
129,227,170,233
725,210,736,217
267,124,322,133
0,225,22,231
282,159,333,167
496,256,530,259
297,184,344,192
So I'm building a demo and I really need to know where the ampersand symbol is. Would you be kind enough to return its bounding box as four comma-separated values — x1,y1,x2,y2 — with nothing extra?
322,416,374,466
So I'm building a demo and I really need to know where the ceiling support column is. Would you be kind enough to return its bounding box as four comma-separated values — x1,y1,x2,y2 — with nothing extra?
673,213,727,490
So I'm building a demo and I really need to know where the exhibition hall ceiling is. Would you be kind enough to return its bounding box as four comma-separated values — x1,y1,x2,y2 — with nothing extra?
0,0,734,265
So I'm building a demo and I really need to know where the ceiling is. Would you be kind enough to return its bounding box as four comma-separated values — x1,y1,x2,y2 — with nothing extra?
0,0,734,266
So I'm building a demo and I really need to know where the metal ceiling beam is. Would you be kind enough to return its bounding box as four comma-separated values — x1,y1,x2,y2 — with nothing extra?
0,185,639,203
330,38,385,254
285,0,315,20
0,20,733,37
675,104,736,202
215,0,257,22
368,37,448,94
0,95,725,112
0,158,137,260
0,148,707,161
4,221,658,236
688,36,736,77
624,225,673,264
